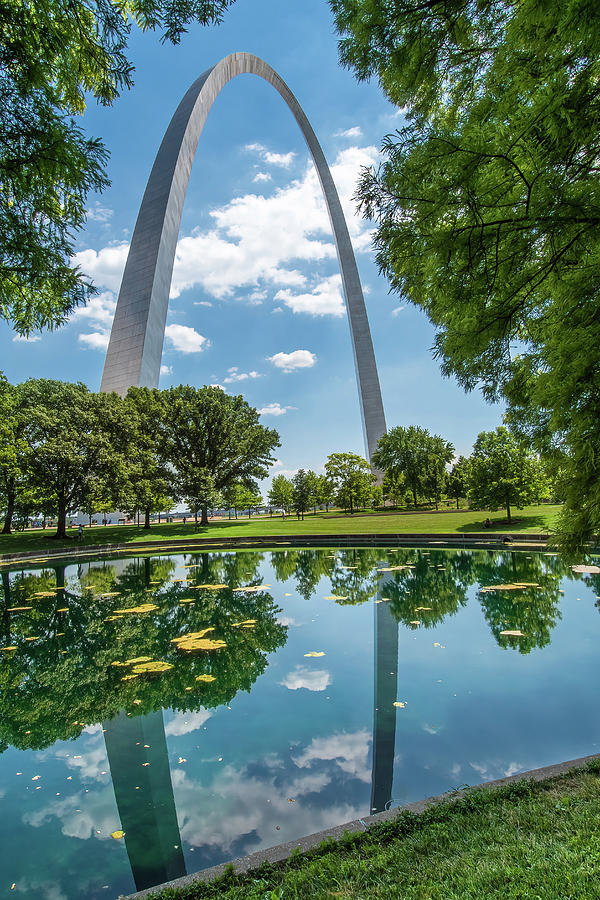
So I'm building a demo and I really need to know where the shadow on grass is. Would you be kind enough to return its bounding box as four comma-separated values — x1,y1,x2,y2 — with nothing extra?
457,514,551,533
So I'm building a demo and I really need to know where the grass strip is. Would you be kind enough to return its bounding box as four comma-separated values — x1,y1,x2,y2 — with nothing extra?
0,504,560,560
148,759,600,900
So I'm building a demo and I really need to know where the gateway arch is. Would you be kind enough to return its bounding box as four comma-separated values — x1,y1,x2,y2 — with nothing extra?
100,51,386,461
99,55,395,889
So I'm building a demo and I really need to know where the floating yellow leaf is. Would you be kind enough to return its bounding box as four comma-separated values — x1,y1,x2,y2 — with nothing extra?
1,646,17,652
234,584,270,593
101,593,121,598
192,584,228,590
113,604,158,614
111,656,154,667
171,628,214,644
232,619,257,627
304,651,325,658
480,584,527,592
179,599,195,604
500,630,525,637
195,674,216,683
132,699,142,705
121,674,140,681
340,566,357,570
410,620,421,625
131,661,173,674
176,638,227,652
33,591,57,598
7,606,32,612
571,564,600,574
57,608,69,613
393,701,406,708
377,566,413,572
111,830,125,839
433,642,441,647
25,636,40,642
324,595,348,601
415,607,432,611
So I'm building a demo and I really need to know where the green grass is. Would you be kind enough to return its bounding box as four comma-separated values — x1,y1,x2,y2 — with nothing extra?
0,505,561,558
150,760,600,899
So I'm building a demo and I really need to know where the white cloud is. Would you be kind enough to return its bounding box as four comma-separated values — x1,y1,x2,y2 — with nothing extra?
193,300,213,307
280,666,331,692
165,709,212,736
224,367,261,384
275,275,345,318
72,291,117,329
391,305,406,317
164,324,209,354
171,762,359,857
253,172,272,183
292,730,372,782
268,350,316,373
86,203,113,223
258,403,295,416
12,333,41,343
72,243,129,294
160,364,173,376
246,142,296,168
72,144,379,327
336,126,363,139
78,331,110,351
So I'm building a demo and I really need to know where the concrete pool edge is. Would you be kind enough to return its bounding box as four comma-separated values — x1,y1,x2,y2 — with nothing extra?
0,531,553,567
121,752,600,899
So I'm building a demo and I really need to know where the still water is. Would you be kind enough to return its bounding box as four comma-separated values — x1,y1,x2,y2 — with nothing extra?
0,546,599,898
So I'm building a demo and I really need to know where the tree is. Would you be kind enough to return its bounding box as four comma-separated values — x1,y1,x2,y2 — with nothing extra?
467,427,547,523
315,474,335,512
19,379,128,538
224,483,262,519
155,386,279,526
331,0,600,548
382,469,407,509
124,388,175,528
447,457,470,510
324,452,375,514
372,426,453,508
0,378,28,533
292,469,314,520
1,0,236,334
268,475,294,516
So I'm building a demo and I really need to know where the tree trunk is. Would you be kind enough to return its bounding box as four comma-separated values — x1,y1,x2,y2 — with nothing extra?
412,487,418,508
54,498,68,539
194,510,198,526
506,498,512,522
201,506,208,526
456,497,459,509
1,487,15,534
144,507,151,529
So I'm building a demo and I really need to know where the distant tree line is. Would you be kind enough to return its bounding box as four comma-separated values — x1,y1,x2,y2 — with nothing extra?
268,425,552,523
0,378,279,538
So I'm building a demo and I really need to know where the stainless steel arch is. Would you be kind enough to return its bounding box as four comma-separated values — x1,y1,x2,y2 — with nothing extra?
100,52,386,460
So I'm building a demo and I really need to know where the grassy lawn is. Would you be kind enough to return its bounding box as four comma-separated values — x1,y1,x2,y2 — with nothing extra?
152,761,600,900
0,504,561,558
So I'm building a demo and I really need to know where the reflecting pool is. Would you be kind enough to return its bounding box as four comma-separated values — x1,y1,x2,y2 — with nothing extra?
0,546,599,898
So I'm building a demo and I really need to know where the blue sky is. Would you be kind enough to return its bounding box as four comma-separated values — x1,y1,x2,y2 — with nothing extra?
1,0,503,485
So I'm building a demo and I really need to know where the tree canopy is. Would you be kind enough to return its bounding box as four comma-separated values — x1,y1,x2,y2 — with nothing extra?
372,425,454,508
467,427,547,522
1,0,236,334
331,0,600,547
324,451,375,513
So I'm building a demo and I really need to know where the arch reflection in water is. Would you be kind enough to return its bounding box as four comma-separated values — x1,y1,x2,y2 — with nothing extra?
103,710,186,890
